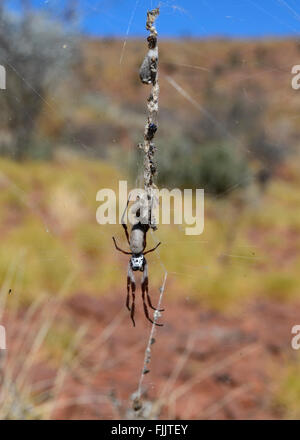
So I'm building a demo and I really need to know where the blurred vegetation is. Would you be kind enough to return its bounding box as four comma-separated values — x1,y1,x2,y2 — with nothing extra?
0,15,297,177
0,154,299,311
128,139,252,195
273,358,300,419
1,5,300,419
0,1,79,160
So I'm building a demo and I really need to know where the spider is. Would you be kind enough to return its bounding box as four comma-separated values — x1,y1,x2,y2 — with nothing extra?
112,198,164,327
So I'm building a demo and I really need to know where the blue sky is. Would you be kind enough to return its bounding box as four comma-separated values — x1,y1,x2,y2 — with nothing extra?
7,0,300,37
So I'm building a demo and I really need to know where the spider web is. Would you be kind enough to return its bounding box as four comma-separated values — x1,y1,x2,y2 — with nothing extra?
0,0,299,420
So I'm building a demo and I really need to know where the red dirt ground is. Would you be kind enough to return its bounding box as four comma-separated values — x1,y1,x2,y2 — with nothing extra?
2,293,300,420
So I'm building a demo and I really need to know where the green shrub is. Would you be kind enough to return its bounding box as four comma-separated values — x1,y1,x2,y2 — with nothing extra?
195,143,251,196
133,138,252,196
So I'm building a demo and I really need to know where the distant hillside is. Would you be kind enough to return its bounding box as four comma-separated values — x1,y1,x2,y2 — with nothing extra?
38,38,300,163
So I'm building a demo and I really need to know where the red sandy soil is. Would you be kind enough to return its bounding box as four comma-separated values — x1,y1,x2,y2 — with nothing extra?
2,293,300,420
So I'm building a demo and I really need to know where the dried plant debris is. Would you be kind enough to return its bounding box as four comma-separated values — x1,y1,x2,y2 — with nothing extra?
138,8,160,231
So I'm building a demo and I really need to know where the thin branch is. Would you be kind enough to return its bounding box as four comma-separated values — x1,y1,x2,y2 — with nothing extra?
134,271,167,410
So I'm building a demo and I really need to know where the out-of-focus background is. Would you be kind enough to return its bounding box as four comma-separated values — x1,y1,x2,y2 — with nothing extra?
0,0,300,420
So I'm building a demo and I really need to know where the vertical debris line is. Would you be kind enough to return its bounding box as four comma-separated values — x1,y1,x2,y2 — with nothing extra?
138,7,160,229
133,7,168,413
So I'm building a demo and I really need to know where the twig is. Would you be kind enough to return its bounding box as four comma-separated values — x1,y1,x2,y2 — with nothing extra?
134,271,167,412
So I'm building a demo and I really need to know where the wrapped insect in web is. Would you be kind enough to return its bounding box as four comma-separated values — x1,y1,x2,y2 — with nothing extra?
139,35,158,85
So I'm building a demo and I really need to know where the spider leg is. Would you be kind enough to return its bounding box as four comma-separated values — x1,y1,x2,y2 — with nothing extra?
142,259,164,312
122,223,130,246
145,282,164,312
126,276,131,311
141,260,164,325
128,263,136,327
130,281,136,327
121,196,131,222
142,288,163,327
141,223,150,249
143,242,161,255
121,197,131,246
112,237,132,255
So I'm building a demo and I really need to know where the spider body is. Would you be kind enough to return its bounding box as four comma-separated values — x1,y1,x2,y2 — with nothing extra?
130,223,147,255
130,254,144,272
112,206,163,327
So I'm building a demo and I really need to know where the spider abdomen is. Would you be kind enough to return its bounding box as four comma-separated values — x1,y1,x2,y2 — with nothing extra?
130,228,145,254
